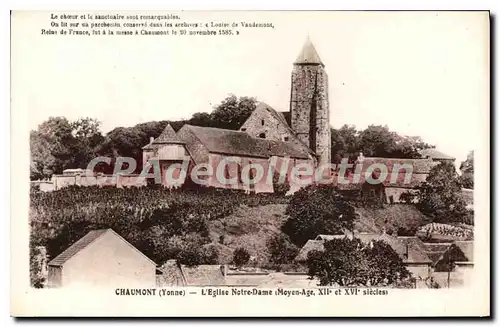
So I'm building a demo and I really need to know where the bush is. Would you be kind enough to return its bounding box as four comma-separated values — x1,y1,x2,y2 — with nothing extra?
307,238,411,287
283,185,356,246
232,247,250,267
266,234,298,264
272,171,290,196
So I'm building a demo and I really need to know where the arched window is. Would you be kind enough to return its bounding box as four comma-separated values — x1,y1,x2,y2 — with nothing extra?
261,119,265,126
259,133,266,139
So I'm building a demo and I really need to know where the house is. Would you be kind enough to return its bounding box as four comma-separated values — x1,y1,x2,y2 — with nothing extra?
433,240,474,272
419,148,456,163
429,241,474,288
295,232,432,279
47,229,157,288
336,155,438,204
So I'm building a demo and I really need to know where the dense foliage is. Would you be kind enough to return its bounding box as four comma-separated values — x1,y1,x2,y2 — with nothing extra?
331,124,434,163
266,234,299,264
30,186,287,268
307,238,412,287
459,151,474,189
283,185,356,246
232,247,251,267
30,95,256,178
409,161,470,225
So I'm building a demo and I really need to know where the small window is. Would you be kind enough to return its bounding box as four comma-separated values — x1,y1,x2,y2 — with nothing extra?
259,133,266,139
241,128,247,132
284,136,289,141
261,119,265,126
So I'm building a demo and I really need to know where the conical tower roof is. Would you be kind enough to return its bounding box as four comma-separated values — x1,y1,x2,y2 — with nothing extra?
153,124,185,144
294,37,323,65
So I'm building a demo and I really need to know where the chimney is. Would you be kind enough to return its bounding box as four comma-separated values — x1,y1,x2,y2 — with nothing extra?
149,137,154,144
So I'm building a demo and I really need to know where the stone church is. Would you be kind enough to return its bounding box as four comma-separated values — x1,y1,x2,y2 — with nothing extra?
143,38,332,192
142,38,451,198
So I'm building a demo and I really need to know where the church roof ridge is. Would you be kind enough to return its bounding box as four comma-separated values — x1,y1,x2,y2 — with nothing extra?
294,37,323,65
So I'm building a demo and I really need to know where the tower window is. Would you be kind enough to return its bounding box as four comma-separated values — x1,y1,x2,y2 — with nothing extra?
283,136,289,141
259,133,266,139
261,119,265,126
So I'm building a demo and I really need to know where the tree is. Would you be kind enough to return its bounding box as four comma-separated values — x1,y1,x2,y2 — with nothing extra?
330,124,434,163
459,151,474,189
307,238,411,287
331,125,359,163
266,234,298,264
358,125,432,159
283,185,356,246
413,161,469,224
30,117,78,179
232,247,251,267
209,94,256,130
30,117,106,179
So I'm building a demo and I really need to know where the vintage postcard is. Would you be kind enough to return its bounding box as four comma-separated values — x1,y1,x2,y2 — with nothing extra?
11,10,490,317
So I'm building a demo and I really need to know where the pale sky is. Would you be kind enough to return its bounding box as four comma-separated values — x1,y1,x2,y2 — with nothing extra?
12,11,489,164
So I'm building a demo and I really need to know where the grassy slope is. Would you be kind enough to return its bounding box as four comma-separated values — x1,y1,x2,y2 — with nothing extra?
207,203,431,265
208,204,288,265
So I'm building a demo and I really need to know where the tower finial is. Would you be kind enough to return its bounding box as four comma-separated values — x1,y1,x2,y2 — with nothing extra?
294,36,323,65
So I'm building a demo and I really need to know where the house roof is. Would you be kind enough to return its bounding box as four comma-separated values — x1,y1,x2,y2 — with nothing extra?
315,234,349,241
48,229,156,267
296,232,432,264
334,157,436,189
48,229,109,267
294,240,326,262
180,264,226,286
454,241,474,262
294,38,323,65
181,124,311,159
420,148,455,160
153,124,185,145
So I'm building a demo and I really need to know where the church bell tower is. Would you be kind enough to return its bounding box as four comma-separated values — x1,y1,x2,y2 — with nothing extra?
290,38,331,165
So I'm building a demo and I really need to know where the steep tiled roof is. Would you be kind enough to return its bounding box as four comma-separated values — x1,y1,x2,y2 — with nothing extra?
294,38,323,65
180,265,226,286
420,148,455,160
48,229,109,267
153,124,185,145
182,124,311,159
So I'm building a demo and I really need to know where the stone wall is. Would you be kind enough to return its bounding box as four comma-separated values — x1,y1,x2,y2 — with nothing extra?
290,64,331,165
51,174,145,190
239,104,294,142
